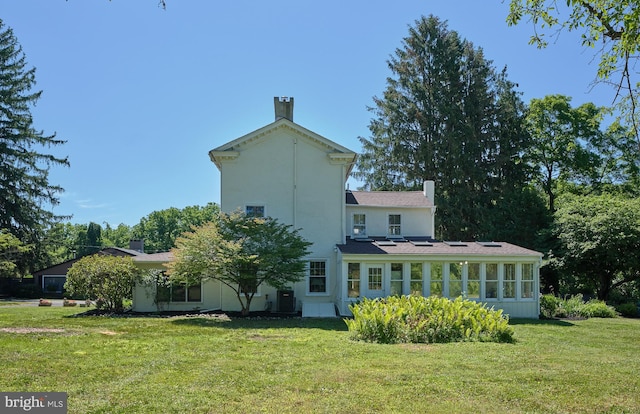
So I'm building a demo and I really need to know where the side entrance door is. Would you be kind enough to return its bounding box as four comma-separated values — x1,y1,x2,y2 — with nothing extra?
363,264,385,298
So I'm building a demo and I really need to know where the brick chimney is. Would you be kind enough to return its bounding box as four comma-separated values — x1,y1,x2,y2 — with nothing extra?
274,96,294,121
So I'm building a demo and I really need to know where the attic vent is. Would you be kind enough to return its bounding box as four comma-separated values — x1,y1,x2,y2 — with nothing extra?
274,96,294,121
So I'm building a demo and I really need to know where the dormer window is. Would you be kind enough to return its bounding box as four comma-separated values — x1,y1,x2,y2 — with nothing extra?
352,214,366,237
388,214,401,236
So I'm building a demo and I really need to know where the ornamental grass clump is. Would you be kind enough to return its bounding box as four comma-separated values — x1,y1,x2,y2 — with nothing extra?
345,296,514,344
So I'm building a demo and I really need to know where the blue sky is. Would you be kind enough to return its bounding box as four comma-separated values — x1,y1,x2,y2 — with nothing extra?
1,1,613,226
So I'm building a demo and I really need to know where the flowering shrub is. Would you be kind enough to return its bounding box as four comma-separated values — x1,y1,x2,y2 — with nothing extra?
345,295,514,344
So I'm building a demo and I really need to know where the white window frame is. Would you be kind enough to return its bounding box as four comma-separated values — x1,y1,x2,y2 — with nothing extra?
388,214,401,236
484,263,499,300
347,262,361,299
390,263,403,296
520,263,535,300
503,263,517,300
307,259,329,296
352,213,366,237
466,262,481,300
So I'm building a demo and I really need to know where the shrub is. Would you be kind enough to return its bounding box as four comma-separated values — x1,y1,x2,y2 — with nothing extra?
579,300,616,318
65,255,141,312
344,295,514,344
540,294,559,318
615,302,639,318
540,294,617,319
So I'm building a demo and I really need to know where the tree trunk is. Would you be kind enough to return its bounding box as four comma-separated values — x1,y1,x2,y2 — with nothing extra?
597,273,612,301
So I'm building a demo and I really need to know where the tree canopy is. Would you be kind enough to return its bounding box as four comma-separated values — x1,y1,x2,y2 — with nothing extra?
354,15,543,242
507,0,640,141
132,203,219,252
552,194,640,300
167,211,312,315
0,19,68,273
0,230,31,278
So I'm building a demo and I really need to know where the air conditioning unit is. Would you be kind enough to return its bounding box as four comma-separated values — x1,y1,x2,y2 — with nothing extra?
277,289,295,313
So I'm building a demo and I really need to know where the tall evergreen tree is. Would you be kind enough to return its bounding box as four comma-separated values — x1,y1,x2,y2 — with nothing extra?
0,19,68,271
355,16,540,242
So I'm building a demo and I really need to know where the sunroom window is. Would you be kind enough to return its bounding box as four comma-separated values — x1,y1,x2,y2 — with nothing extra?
347,263,360,298
503,263,516,299
410,263,423,296
467,263,480,299
430,262,443,297
449,262,462,298
485,263,498,299
521,263,534,298
390,263,403,296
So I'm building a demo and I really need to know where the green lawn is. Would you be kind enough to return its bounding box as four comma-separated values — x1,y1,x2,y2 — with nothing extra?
0,306,638,414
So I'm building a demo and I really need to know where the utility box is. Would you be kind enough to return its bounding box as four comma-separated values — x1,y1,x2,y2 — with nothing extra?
277,289,295,313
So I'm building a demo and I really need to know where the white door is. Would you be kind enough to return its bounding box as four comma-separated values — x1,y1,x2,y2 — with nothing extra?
363,265,384,298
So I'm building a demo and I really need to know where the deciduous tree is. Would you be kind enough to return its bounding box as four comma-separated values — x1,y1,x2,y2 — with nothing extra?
507,0,640,141
167,211,311,316
553,194,640,300
132,203,219,252
524,95,603,212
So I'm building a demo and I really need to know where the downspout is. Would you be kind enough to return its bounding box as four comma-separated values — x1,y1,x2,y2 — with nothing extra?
341,164,346,244
293,138,297,228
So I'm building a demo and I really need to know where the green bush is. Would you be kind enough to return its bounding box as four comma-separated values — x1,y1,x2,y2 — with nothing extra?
540,294,617,319
579,300,617,318
540,294,559,318
344,295,514,344
615,302,639,318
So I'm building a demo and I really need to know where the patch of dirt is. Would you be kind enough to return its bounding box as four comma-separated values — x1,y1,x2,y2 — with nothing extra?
0,327,66,334
71,309,302,320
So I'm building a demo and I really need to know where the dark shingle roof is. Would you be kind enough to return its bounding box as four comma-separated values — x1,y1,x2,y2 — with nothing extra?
346,191,433,207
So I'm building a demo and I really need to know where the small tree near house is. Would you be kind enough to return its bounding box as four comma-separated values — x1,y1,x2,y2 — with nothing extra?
65,255,141,312
167,211,312,316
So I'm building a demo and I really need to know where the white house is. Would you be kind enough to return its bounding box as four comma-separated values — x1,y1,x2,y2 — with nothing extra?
132,97,542,318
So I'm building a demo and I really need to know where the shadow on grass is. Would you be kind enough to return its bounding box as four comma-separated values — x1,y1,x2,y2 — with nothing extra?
509,318,576,327
170,316,349,331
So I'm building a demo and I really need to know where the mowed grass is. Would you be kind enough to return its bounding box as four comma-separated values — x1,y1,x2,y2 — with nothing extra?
0,306,639,414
